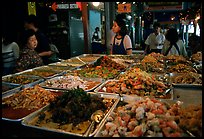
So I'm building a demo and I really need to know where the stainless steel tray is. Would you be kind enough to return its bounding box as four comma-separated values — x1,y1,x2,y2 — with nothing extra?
16,68,64,79
2,87,60,122
74,54,103,63
2,82,22,96
49,61,85,67
94,96,194,137
94,79,173,99
2,74,44,89
39,75,103,92
173,87,202,106
21,92,120,137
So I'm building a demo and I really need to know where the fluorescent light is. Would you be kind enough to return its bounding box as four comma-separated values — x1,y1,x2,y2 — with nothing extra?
92,2,100,7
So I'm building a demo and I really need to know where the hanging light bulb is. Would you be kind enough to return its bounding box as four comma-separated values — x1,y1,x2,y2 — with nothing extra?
92,2,100,7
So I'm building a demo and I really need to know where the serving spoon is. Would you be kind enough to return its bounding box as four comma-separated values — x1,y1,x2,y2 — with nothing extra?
83,110,104,137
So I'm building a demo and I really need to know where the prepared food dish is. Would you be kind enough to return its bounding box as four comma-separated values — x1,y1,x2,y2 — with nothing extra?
72,66,121,79
168,103,202,137
98,97,189,137
108,68,171,99
26,88,115,135
94,56,126,71
167,64,197,73
2,85,58,120
49,62,84,67
141,53,165,70
41,75,101,91
111,58,134,68
165,55,190,65
21,70,58,78
148,52,165,62
72,56,127,79
36,66,73,72
77,56,101,63
133,63,165,73
2,75,39,85
191,52,202,62
170,72,202,84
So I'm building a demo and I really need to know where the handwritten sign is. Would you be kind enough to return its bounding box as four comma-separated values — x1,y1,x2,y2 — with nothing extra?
117,4,131,13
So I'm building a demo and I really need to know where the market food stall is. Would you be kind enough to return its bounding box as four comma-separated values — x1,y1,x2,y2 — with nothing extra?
2,53,202,137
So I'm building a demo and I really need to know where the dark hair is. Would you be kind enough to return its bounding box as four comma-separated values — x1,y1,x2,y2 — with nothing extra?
21,29,36,46
165,28,179,44
24,14,39,28
153,22,161,29
2,30,16,45
114,14,128,36
95,27,99,31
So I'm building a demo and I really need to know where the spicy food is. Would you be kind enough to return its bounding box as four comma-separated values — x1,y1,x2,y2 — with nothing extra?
102,68,170,98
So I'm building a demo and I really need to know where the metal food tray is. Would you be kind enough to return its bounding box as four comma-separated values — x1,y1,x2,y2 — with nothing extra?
94,79,173,99
121,87,173,100
33,65,73,73
77,54,105,57
169,73,202,88
21,92,120,137
75,54,103,62
2,74,44,89
94,96,195,137
173,87,202,106
2,91,48,122
16,68,64,79
39,76,104,92
49,61,85,67
2,82,22,96
94,95,143,137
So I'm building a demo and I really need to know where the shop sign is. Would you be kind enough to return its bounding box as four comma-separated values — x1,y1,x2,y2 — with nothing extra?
117,4,131,13
28,2,36,15
57,4,69,9
144,2,183,11
69,4,78,9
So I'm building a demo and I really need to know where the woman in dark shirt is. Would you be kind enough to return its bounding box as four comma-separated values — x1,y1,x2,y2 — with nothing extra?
15,29,44,72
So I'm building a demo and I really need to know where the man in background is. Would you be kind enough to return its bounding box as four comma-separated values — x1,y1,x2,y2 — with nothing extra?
144,22,165,54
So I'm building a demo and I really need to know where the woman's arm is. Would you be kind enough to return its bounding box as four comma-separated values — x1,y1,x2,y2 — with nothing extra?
124,35,132,55
38,51,53,57
12,42,20,59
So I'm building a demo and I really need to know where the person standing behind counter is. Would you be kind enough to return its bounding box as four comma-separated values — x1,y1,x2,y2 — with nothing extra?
24,14,52,65
2,32,20,76
161,28,188,57
110,14,132,55
144,22,165,54
14,29,44,72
